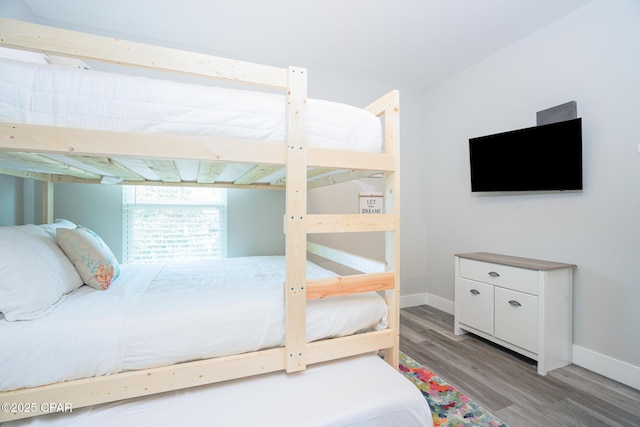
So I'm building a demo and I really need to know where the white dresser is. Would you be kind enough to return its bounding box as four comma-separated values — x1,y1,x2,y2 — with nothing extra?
454,252,575,375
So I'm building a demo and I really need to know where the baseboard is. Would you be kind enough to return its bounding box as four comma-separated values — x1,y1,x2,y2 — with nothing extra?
400,292,454,314
400,293,428,308
424,294,454,314
573,345,640,391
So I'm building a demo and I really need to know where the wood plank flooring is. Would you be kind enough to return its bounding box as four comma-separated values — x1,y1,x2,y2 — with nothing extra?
399,305,640,427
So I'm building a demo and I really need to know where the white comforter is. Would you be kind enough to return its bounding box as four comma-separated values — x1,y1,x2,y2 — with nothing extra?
0,257,388,392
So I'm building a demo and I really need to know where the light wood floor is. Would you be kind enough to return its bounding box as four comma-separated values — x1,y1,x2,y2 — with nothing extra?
399,305,640,427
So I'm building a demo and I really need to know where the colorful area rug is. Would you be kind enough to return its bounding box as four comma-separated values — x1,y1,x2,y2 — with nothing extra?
398,351,508,427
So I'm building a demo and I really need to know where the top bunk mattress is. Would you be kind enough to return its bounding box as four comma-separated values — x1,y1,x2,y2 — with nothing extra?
0,52,383,153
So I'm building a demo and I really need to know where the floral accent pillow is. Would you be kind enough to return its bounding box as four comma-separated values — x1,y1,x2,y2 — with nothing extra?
57,226,120,290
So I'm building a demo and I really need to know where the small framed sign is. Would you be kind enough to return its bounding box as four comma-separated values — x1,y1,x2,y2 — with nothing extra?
359,192,384,214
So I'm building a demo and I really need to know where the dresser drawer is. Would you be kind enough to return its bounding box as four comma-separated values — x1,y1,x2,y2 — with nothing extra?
456,278,494,335
459,258,538,295
494,287,538,353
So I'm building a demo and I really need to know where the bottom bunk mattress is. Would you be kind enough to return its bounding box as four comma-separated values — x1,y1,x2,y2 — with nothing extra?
0,256,388,392
1,353,433,427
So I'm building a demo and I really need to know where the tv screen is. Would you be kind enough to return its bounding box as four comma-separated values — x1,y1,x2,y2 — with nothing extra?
469,118,582,192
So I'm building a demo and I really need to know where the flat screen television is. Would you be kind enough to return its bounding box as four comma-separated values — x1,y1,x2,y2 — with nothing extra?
469,118,582,192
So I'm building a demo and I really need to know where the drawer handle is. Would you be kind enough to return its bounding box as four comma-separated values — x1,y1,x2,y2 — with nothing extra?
508,300,522,307
488,271,500,278
469,289,480,295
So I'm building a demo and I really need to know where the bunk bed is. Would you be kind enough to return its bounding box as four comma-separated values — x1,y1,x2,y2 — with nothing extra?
0,18,417,424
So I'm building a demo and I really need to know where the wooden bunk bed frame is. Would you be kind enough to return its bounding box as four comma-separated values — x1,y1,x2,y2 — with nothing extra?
0,18,400,422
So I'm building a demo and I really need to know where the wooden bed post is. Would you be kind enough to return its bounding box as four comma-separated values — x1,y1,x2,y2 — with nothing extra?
41,178,54,224
381,90,401,369
284,66,309,373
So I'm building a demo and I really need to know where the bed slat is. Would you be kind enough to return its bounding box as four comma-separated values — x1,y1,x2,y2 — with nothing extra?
308,169,383,189
0,152,101,180
234,164,284,185
142,159,182,183
0,166,51,181
68,155,146,181
270,167,351,187
196,161,226,184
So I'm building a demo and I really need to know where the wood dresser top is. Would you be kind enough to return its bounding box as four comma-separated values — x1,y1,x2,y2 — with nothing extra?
455,252,576,271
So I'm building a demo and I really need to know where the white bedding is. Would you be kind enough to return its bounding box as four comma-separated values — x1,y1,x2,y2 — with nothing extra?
0,256,388,392
1,353,433,427
0,57,382,181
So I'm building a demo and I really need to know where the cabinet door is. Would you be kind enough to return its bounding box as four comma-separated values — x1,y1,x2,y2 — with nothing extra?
494,287,538,353
457,278,494,335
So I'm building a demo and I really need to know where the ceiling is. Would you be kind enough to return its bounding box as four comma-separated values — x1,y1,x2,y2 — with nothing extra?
22,0,592,89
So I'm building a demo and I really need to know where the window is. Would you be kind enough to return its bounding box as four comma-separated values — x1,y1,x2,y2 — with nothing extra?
123,186,226,264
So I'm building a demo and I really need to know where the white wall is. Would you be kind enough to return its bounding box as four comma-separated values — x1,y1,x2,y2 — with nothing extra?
418,0,640,386
0,0,34,21
227,189,285,257
53,184,123,258
0,175,23,225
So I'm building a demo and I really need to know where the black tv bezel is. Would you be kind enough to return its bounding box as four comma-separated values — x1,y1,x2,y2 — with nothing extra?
469,118,583,193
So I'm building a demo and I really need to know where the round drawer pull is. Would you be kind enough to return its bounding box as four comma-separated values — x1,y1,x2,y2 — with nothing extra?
508,300,522,307
488,271,500,278
469,289,480,295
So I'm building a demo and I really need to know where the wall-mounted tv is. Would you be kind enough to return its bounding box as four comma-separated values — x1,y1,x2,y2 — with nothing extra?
469,118,582,193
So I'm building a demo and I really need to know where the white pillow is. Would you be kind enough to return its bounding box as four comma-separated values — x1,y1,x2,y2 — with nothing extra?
0,224,83,321
57,226,120,290
0,46,48,64
39,218,77,239
0,47,91,69
47,55,91,70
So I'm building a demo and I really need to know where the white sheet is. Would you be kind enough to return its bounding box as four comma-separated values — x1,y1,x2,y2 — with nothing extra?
0,58,383,180
1,354,433,427
0,257,388,392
